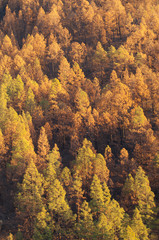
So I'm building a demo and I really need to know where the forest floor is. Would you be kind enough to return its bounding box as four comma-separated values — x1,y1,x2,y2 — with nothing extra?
0,205,17,239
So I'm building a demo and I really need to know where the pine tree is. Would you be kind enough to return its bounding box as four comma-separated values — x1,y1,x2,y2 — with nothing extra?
131,208,149,240
58,57,75,90
33,206,53,240
3,107,36,180
43,122,52,142
17,160,44,214
46,144,61,179
45,148,75,235
121,174,137,214
22,111,37,145
134,166,156,223
74,88,90,116
60,166,72,188
69,42,87,65
133,68,150,108
17,160,44,238
11,136,36,180
74,138,95,188
106,199,125,236
93,153,109,183
60,166,72,204
90,174,104,218
117,148,130,189
72,62,85,87
123,225,139,240
44,145,61,189
70,172,85,220
46,178,75,237
92,41,108,82
113,45,134,72
131,106,149,129
1,35,14,56
49,77,68,101
102,181,111,206
0,86,7,127
38,127,50,158
109,71,132,117
47,178,70,216
47,34,64,73
25,87,36,113
7,75,24,111
97,213,115,240
37,126,50,171
75,200,95,240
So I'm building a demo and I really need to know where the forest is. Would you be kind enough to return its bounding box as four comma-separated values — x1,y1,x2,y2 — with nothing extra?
0,0,159,239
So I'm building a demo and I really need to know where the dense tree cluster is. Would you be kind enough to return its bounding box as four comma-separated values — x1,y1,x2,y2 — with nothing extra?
0,0,159,239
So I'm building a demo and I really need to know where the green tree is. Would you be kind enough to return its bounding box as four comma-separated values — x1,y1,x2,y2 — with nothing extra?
11,136,36,180
0,72,12,125
131,208,149,240
153,152,159,168
3,107,36,180
74,138,95,189
17,160,44,238
75,200,95,240
17,160,44,213
90,174,104,218
22,111,37,145
92,41,108,82
46,178,75,237
121,174,137,214
134,166,156,223
106,199,125,236
44,144,62,190
25,87,36,113
97,213,115,240
123,225,139,240
113,45,134,72
74,88,90,116
47,178,71,216
46,144,61,179
70,172,85,220
60,166,72,203
60,166,72,188
131,106,149,129
48,78,68,112
45,148,75,236
33,206,53,240
0,85,7,127
7,75,24,111
102,181,111,207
